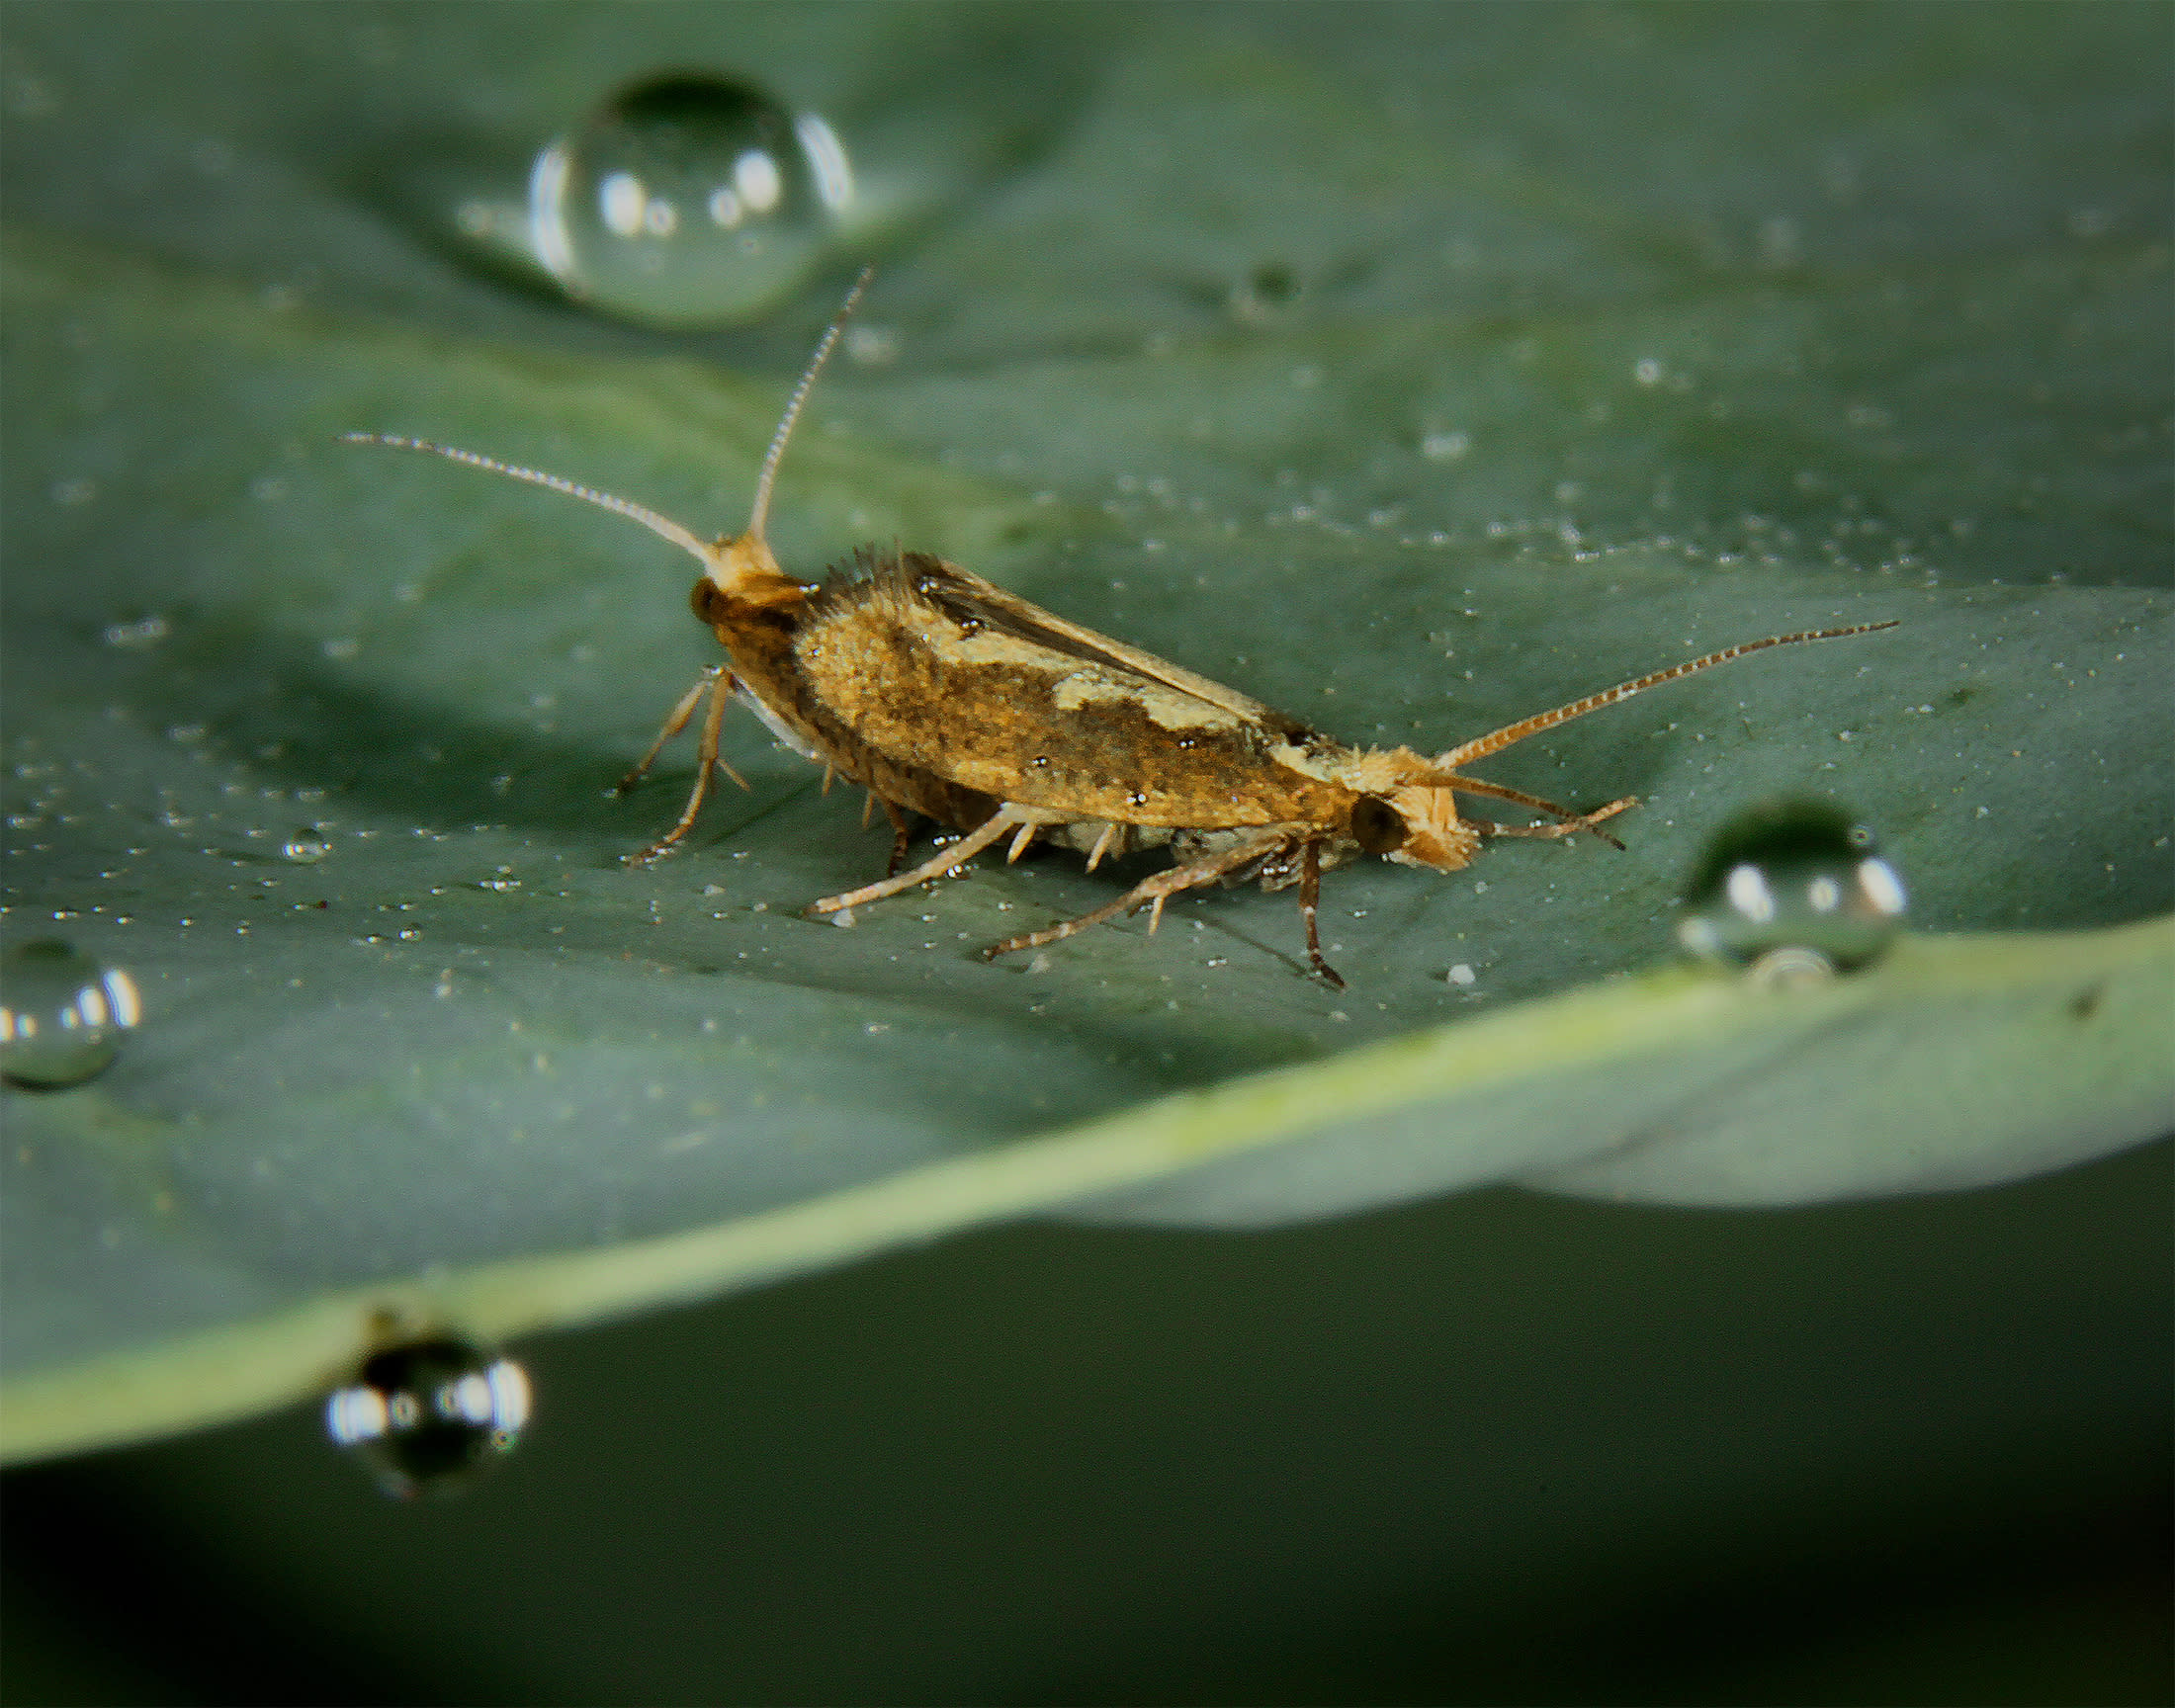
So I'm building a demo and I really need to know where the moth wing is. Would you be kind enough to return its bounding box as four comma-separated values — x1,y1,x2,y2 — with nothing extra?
790,552,1340,830
911,557,1309,738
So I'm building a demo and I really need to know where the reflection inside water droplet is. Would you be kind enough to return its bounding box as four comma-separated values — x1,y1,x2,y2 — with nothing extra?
530,71,851,327
326,1334,532,1498
0,939,142,1088
1676,799,1905,978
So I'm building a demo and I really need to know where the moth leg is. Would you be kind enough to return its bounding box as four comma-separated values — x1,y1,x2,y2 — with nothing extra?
616,665,743,796
880,797,915,878
1296,838,1345,990
808,810,1017,916
624,667,744,866
1005,821,1041,863
1467,796,1636,844
1448,775,1630,851
982,831,1290,965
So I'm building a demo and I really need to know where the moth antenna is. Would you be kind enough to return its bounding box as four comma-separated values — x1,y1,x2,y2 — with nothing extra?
341,434,710,564
1436,621,1899,769
744,265,872,547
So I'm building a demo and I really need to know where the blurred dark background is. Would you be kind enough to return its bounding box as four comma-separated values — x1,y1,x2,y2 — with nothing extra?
6,1140,2168,1705
2,4,2169,1699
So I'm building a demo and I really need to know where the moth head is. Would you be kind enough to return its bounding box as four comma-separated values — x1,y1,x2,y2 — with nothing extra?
1326,749,1481,874
695,266,871,609
699,528,785,595
1350,786,1482,873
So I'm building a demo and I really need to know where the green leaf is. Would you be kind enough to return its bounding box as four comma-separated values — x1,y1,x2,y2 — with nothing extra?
6,920,2169,1463
2,4,2168,1463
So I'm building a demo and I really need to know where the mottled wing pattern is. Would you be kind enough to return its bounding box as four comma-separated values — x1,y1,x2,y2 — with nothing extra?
907,557,1312,739
791,552,1344,829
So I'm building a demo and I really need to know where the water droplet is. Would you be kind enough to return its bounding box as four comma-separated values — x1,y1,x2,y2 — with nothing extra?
282,831,332,864
101,615,169,649
529,72,852,327
326,1334,532,1498
1676,800,1906,979
0,939,142,1088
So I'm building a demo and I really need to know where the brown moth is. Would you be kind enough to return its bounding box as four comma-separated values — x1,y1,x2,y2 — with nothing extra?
351,276,1894,987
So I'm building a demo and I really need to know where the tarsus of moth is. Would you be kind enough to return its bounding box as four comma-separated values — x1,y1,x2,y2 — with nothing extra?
349,272,1895,988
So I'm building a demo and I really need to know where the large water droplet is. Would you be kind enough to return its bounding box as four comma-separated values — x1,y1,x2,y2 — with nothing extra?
326,1334,532,1498
1677,801,1906,982
530,72,852,327
0,939,142,1088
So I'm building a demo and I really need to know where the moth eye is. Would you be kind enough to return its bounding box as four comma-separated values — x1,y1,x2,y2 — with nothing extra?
688,577,730,626
1349,796,1408,855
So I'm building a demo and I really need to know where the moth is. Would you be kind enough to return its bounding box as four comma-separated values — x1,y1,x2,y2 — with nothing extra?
352,276,1894,987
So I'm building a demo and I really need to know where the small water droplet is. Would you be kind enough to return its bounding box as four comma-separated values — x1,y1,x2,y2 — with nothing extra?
1676,800,1906,978
326,1334,532,1498
282,832,332,864
101,615,169,649
529,72,852,327
0,939,143,1088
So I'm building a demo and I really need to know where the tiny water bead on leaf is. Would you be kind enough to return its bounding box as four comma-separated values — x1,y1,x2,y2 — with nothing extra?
1676,800,1907,982
325,1334,532,1498
0,939,142,1089
529,71,853,327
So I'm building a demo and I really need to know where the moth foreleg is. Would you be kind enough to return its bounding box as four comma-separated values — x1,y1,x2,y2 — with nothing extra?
1447,775,1631,851
624,666,744,866
617,665,738,796
1296,839,1344,990
1467,796,1636,845
808,809,1019,917
981,830,1291,967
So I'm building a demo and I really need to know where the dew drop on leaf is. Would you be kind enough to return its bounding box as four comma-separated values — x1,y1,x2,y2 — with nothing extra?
325,1334,532,1498
529,71,852,327
0,938,142,1088
1675,799,1906,980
